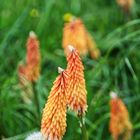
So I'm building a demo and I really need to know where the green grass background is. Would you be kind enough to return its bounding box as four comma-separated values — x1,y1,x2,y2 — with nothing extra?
0,0,140,139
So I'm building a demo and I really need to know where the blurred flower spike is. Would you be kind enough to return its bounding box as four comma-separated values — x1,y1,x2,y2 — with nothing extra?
62,15,100,59
30,8,39,17
25,31,40,82
41,67,69,140
66,45,87,116
109,91,132,140
18,31,40,83
116,0,134,12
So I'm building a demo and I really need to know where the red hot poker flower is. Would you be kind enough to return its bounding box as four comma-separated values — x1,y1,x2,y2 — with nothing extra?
41,67,69,140
26,31,40,82
62,17,100,59
66,45,87,115
109,92,132,140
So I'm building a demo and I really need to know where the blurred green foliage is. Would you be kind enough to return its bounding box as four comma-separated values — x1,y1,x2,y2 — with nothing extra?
0,0,140,139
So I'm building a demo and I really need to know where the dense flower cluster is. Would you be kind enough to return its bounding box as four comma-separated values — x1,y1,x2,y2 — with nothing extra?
66,45,87,115
18,31,40,83
25,31,40,82
41,46,88,139
62,16,100,59
41,68,69,140
109,92,132,140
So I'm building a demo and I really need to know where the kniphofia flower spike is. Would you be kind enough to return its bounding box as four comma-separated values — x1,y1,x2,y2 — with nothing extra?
109,92,132,140
25,31,40,82
41,67,69,140
62,14,100,59
66,45,87,115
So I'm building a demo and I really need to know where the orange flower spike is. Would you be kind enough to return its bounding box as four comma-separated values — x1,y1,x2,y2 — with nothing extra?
109,92,132,140
26,31,40,82
66,45,87,115
62,15,100,59
41,67,69,140
63,18,88,56
116,0,134,12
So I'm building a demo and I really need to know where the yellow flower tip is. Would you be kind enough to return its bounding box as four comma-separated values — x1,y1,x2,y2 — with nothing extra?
29,31,37,39
110,91,118,99
58,67,64,74
63,13,74,22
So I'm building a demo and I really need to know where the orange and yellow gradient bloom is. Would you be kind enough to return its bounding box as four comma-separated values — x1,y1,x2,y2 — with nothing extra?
18,31,40,83
25,31,40,82
41,67,69,140
109,92,132,140
66,45,87,115
62,14,100,59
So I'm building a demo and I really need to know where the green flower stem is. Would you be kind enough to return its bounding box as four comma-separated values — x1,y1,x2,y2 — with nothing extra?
32,82,40,120
78,115,88,140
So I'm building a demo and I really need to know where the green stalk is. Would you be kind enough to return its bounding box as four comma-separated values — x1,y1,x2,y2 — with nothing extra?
32,82,40,121
78,115,88,140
